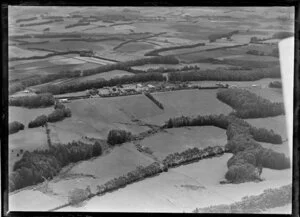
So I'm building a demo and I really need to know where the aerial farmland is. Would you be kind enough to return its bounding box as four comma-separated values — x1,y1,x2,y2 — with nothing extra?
7,6,294,214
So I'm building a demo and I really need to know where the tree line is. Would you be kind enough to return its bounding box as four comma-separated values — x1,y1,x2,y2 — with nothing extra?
163,114,289,183
9,93,55,108
168,67,281,83
28,102,72,128
144,92,164,109
37,72,165,95
9,121,25,134
9,140,104,192
9,56,178,95
216,88,285,118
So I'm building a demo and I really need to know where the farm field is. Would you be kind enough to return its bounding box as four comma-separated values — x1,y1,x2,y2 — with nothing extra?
142,89,233,125
57,154,292,212
140,126,227,160
8,6,294,214
70,70,134,83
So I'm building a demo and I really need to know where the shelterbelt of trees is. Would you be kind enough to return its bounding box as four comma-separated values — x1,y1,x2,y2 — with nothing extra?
34,66,281,95
193,58,279,68
9,140,104,192
144,92,164,109
9,56,178,95
9,93,55,108
9,121,25,135
168,67,281,82
164,114,290,183
28,102,72,128
37,72,165,95
216,88,285,118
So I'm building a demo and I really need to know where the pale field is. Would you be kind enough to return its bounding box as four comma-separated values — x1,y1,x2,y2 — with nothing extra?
140,126,227,160
57,154,292,212
9,46,51,58
142,89,233,125
116,42,155,53
21,41,105,52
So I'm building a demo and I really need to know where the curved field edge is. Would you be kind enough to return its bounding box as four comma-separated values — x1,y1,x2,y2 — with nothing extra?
193,184,292,213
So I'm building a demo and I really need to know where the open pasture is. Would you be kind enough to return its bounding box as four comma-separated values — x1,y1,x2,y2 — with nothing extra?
140,126,227,160
57,97,151,140
116,42,155,53
9,46,51,59
9,106,54,126
58,153,291,213
142,89,233,125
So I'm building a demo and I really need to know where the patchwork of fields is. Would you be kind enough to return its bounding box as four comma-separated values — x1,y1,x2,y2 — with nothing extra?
8,6,293,214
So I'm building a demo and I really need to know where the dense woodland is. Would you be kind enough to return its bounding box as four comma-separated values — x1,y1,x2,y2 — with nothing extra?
9,93,55,108
216,88,285,118
107,129,132,146
9,121,25,134
9,140,104,192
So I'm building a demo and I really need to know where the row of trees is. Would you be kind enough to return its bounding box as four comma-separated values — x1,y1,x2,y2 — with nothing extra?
144,92,164,109
28,104,72,128
9,140,104,192
19,20,54,27
162,146,225,168
96,162,163,195
9,56,178,95
163,113,289,183
216,88,285,118
144,65,200,73
16,17,37,23
144,42,205,56
9,93,55,108
168,67,281,83
9,121,25,134
193,57,278,69
37,72,165,95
